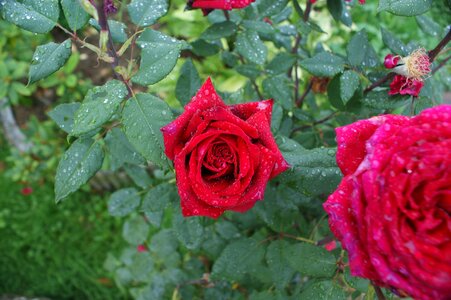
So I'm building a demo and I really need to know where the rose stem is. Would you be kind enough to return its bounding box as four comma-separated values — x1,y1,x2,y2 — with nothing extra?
96,0,134,97
372,283,387,300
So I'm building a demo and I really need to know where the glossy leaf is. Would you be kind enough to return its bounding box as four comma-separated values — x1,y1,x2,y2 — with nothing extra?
55,138,104,202
29,40,72,84
122,93,173,167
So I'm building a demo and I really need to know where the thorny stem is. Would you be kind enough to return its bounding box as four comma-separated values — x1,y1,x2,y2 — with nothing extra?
291,112,338,135
373,283,387,300
432,55,451,74
364,29,451,94
290,0,312,101
295,80,312,107
96,1,134,97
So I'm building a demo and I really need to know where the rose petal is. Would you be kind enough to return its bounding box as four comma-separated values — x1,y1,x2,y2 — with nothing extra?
161,78,226,160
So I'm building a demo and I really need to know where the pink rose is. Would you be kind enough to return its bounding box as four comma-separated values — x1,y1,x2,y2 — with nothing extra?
323,105,451,300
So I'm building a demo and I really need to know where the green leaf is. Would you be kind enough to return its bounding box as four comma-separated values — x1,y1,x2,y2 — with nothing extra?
266,240,295,290
236,30,268,65
122,93,173,167
237,64,262,81
347,30,368,67
122,215,149,245
285,243,337,278
133,29,185,85
300,280,347,300
262,75,293,110
300,52,344,77
89,19,128,43
105,128,145,171
362,90,410,110
71,80,128,136
257,0,289,17
129,252,154,282
1,0,59,33
242,20,275,34
212,238,266,281
108,188,141,217
55,138,104,202
277,137,341,196
124,164,152,189
266,52,296,75
202,21,238,40
172,209,204,250
327,0,343,23
176,59,202,106
141,183,175,212
415,15,443,37
340,70,360,104
47,103,81,134
128,0,168,27
190,39,220,57
381,28,408,55
61,0,89,31
378,0,432,16
29,40,72,84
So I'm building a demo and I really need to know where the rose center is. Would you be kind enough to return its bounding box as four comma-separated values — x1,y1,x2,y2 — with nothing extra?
202,142,236,179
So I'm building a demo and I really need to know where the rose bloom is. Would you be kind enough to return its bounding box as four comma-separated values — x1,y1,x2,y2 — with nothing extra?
161,78,289,218
323,105,451,300
187,0,255,14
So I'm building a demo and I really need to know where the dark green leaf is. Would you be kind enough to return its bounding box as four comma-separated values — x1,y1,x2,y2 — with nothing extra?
257,0,289,17
236,64,261,80
122,215,149,245
340,70,360,104
108,188,141,217
378,0,432,16
212,238,265,281
202,21,238,40
266,240,295,289
72,80,128,136
29,40,72,84
55,138,104,202
124,164,152,189
286,243,337,278
122,93,173,167
1,0,59,33
105,128,145,171
267,52,296,75
141,183,175,212
175,59,202,106
242,20,275,34
381,28,408,55
61,0,89,31
415,15,443,37
347,30,368,67
236,30,268,65
128,0,168,27
362,90,410,110
263,75,293,110
300,280,347,300
172,209,204,250
133,29,185,85
327,0,342,23
47,103,81,134
300,52,344,77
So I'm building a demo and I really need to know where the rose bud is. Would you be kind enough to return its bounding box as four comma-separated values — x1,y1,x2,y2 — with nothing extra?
323,105,451,300
161,78,289,218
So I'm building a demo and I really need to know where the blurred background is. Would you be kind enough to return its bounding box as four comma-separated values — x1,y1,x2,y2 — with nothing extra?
0,0,449,299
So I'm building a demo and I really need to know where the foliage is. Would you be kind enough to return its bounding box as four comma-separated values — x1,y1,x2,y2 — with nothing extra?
0,0,449,299
0,140,124,299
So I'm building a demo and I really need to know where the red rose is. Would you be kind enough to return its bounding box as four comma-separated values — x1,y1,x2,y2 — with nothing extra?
161,78,289,218
187,0,255,14
388,75,424,97
323,105,451,300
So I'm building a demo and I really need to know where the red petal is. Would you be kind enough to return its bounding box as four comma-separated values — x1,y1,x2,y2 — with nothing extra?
230,99,273,124
161,78,225,160
246,110,290,178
